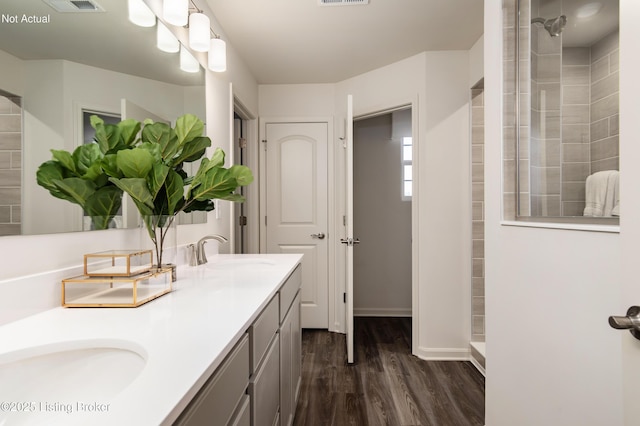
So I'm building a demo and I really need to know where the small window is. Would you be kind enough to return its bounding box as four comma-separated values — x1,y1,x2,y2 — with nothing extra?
402,136,412,200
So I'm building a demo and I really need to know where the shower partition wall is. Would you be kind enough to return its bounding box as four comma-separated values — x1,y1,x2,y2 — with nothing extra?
512,0,620,220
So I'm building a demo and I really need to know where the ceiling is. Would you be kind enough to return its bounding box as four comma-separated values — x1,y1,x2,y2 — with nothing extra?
204,0,485,84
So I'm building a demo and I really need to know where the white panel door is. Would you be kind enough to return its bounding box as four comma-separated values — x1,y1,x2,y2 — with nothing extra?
265,122,328,329
344,95,355,364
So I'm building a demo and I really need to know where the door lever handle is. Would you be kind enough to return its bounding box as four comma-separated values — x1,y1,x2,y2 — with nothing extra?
340,237,360,246
311,232,326,239
609,306,640,340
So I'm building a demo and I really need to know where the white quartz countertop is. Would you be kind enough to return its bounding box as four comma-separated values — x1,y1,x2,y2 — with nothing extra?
0,254,303,426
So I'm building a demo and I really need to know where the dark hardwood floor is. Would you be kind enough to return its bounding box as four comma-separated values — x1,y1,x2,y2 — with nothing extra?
293,317,485,426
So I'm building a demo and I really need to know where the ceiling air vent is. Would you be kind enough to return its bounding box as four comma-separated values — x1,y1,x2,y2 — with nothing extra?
318,0,369,6
41,0,105,13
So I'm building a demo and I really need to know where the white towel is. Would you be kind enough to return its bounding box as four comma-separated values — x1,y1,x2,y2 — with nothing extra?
583,170,619,217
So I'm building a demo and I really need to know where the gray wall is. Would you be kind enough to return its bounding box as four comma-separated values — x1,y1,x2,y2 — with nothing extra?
471,87,485,342
353,110,412,316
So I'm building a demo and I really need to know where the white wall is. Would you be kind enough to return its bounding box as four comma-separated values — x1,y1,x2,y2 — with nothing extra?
484,1,624,424
469,35,484,87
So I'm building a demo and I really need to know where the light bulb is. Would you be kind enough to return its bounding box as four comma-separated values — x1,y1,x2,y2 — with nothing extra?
189,13,210,52
180,46,200,73
128,0,156,27
157,22,179,53
163,0,188,26
208,37,227,72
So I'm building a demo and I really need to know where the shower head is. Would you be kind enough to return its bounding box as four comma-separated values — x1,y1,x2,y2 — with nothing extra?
531,15,567,37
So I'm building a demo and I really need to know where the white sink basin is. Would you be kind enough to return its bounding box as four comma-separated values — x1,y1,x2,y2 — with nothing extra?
207,258,276,269
0,339,146,406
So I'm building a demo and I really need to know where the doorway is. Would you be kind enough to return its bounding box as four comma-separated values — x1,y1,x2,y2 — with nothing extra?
353,109,412,322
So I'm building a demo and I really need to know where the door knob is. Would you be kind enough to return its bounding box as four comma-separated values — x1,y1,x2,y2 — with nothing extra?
609,306,640,340
311,232,326,239
340,237,360,246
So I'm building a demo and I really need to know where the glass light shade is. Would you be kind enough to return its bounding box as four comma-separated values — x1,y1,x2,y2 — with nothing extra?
189,13,210,52
128,0,156,27
208,37,227,72
180,46,200,73
163,0,188,26
157,22,179,53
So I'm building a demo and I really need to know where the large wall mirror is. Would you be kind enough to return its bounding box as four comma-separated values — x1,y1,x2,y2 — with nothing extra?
516,0,619,221
0,0,206,236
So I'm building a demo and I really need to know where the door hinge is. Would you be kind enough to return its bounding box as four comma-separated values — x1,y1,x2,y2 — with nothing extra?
264,216,267,226
343,215,346,226
238,215,247,226
238,137,247,149
262,139,267,150
343,292,346,303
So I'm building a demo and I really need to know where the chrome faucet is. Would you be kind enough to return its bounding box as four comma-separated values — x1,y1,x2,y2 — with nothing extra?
193,235,228,265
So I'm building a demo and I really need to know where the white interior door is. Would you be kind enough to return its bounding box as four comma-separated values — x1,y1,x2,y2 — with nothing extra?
265,122,329,329
344,95,355,364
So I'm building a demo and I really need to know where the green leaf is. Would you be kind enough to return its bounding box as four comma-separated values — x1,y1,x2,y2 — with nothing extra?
72,143,102,176
148,163,170,199
52,177,96,207
228,165,254,186
101,154,121,178
116,148,154,178
92,116,122,154
83,163,104,182
141,122,178,161
84,186,123,229
51,149,77,174
175,114,204,146
165,170,184,215
117,119,141,147
109,177,154,210
138,142,162,163
190,167,240,201
37,161,65,192
183,199,214,213
175,136,211,164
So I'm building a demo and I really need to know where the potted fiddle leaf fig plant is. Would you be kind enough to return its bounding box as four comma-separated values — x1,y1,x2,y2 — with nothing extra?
36,116,141,230
107,114,253,268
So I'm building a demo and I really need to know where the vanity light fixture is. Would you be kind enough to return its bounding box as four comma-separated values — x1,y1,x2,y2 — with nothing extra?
208,35,227,72
180,45,200,73
157,21,180,53
127,0,155,27
163,0,189,26
189,12,210,52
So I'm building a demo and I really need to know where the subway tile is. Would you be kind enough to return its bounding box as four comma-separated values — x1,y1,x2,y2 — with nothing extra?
535,54,561,83
472,164,484,183
472,221,485,239
561,105,590,125
472,182,485,202
563,143,591,163
472,126,484,145
0,170,20,187
562,124,589,144
0,133,21,150
532,195,561,216
562,65,590,85
531,166,561,195
472,316,485,335
472,108,484,126
563,201,585,217
473,277,485,297
531,109,560,138
503,127,516,159
503,0,516,28
10,152,20,169
504,27,516,61
0,206,9,222
590,118,609,142
530,138,561,167
591,93,619,122
0,98,14,114
11,205,20,223
537,28,562,54
0,152,10,169
536,82,561,110
592,157,619,173
610,114,619,136
472,259,484,278
562,163,590,183
472,145,484,164
471,90,484,106
504,193,518,218
591,30,619,64
610,49,619,73
0,116,21,132
591,135,619,162
562,183,586,202
472,239,485,259
0,188,20,204
563,85,589,105
473,296,485,315
563,47,590,66
0,224,20,236
591,56,610,83
591,72,619,103
472,202,483,221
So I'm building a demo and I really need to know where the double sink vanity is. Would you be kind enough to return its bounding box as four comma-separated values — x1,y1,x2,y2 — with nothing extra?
0,254,303,426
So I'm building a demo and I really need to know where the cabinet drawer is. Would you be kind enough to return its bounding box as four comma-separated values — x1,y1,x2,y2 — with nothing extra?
279,264,301,323
249,334,280,426
175,334,249,426
250,296,279,373
230,394,250,426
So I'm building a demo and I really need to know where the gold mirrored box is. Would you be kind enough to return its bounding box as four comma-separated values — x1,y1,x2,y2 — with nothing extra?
84,250,153,277
62,268,172,308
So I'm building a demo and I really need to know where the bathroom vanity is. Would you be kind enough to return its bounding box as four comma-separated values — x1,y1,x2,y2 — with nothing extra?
0,254,303,426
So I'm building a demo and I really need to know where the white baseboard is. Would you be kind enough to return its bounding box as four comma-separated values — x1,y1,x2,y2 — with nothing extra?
414,346,470,361
353,308,412,317
470,356,486,376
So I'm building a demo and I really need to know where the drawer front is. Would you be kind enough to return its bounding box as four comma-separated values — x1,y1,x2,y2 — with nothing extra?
176,334,249,426
249,334,280,426
250,296,279,373
230,394,250,426
279,264,301,322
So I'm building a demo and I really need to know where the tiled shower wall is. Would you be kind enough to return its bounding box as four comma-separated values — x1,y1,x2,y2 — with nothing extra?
471,86,485,342
0,94,21,236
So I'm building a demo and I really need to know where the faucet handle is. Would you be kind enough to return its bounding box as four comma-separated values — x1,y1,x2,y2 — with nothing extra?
187,244,197,267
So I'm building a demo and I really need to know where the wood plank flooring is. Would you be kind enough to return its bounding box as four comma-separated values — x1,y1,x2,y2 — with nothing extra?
293,317,485,426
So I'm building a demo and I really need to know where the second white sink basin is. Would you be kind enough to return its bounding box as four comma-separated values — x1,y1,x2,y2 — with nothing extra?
0,339,146,405
207,258,276,269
